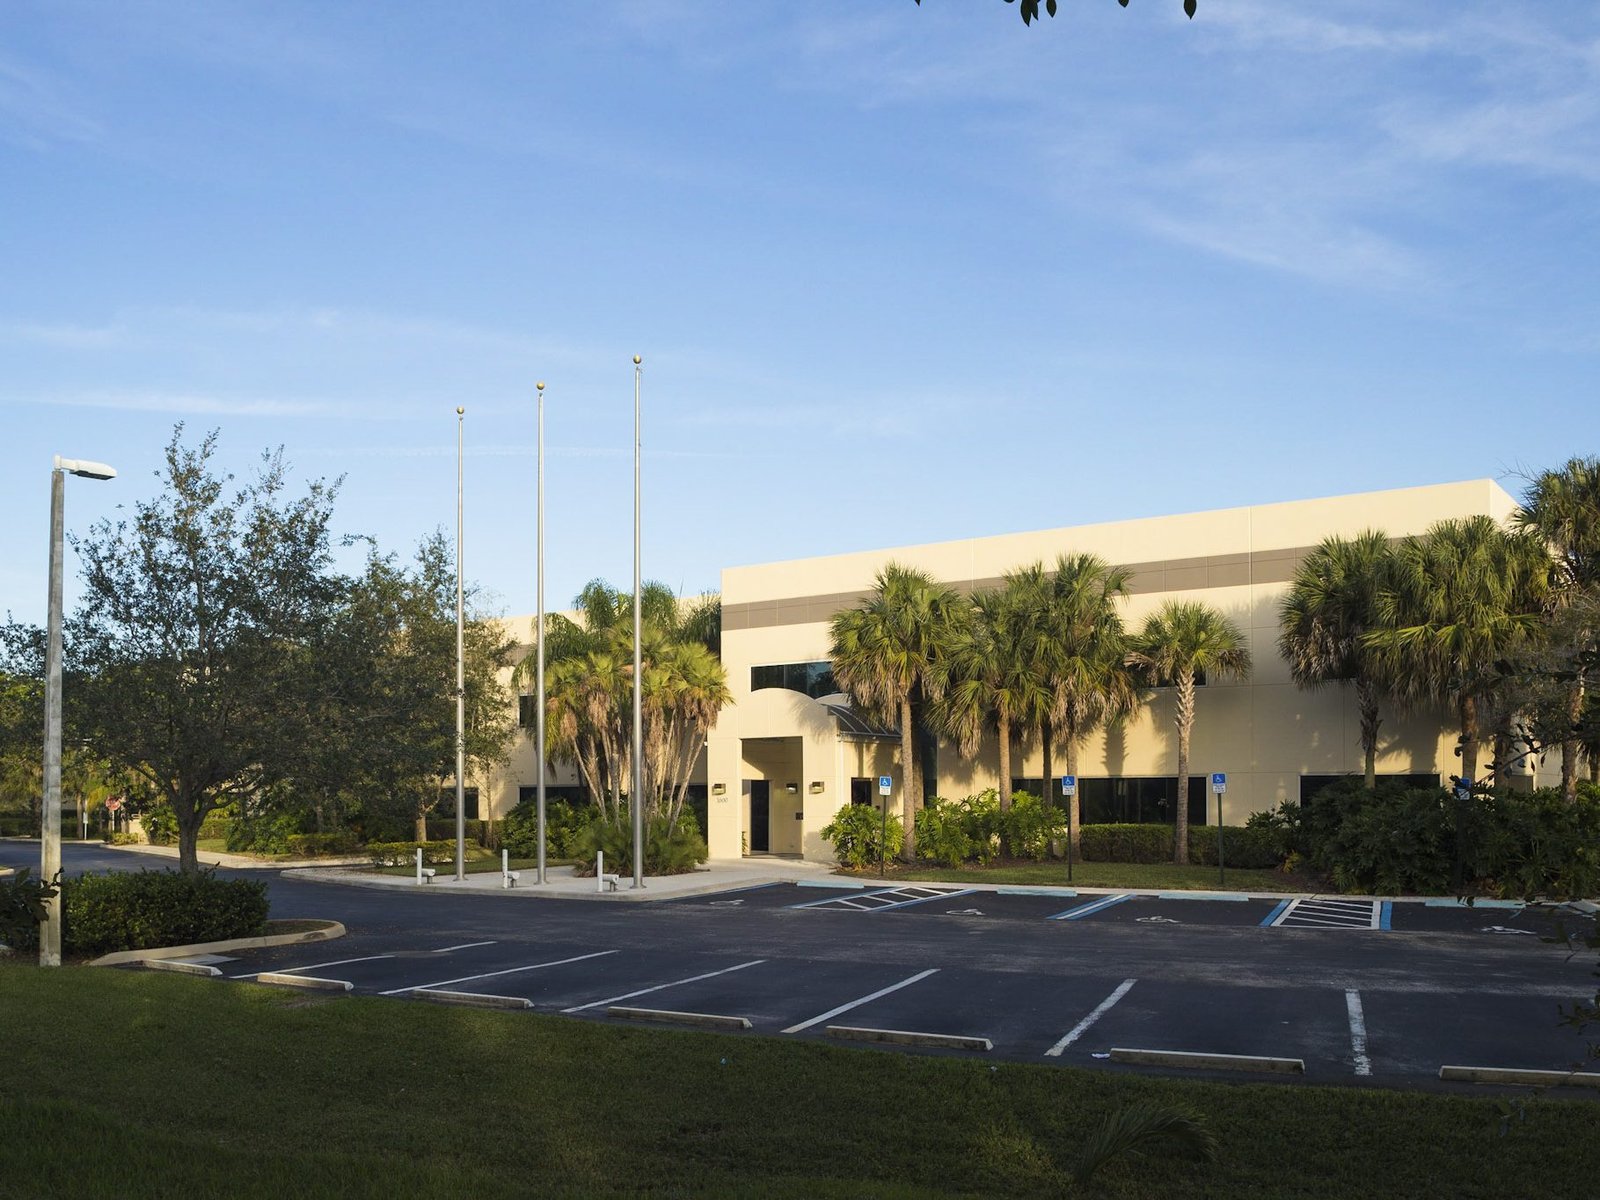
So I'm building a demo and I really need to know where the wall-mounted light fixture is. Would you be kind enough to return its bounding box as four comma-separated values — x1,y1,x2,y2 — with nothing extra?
711,783,726,796
785,782,798,794
809,781,825,794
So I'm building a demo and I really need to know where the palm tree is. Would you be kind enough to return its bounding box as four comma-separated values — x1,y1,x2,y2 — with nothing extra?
1130,601,1251,864
937,570,1049,815
1514,457,1600,801
1277,531,1396,790
829,563,965,861
1365,516,1552,789
1038,553,1137,855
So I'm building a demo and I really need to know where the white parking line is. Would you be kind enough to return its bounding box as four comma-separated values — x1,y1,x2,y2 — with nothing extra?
781,969,939,1035
1346,989,1372,1076
433,941,497,953
562,959,767,1014
383,949,617,996
230,953,393,980
1044,979,1137,1057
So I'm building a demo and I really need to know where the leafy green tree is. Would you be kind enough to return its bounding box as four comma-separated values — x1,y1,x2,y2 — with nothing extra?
63,428,344,872
1040,553,1138,854
1278,531,1398,790
829,564,965,861
1130,600,1251,863
1514,457,1600,800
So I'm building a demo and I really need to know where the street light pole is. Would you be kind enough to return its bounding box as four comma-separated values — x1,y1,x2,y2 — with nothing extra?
455,407,467,883
535,381,547,886
41,455,116,967
631,355,645,889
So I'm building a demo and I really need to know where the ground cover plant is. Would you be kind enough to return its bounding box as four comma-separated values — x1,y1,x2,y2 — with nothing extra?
1,869,267,956
1,966,1595,1199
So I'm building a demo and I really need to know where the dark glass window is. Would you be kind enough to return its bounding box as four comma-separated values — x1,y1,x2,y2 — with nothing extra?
518,695,536,728
438,787,480,820
751,661,838,699
516,785,591,808
1074,777,1207,826
1299,773,1439,805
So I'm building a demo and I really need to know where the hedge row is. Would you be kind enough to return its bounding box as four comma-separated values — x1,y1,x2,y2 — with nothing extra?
367,840,461,867
1,869,268,956
1075,823,1281,869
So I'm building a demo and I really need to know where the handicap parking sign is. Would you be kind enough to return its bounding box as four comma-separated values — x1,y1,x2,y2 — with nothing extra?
1211,772,1227,793
878,775,892,796
1060,775,1077,796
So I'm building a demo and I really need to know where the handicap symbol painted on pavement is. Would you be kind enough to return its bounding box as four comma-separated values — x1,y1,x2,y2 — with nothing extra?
1136,915,1183,924
946,908,985,916
708,899,746,907
1480,925,1535,935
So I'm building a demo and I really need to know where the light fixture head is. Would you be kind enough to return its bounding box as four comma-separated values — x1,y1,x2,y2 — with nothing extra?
633,354,642,365
53,456,116,480
536,381,545,392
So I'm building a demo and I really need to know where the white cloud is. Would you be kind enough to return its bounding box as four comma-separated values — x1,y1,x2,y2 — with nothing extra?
29,391,328,417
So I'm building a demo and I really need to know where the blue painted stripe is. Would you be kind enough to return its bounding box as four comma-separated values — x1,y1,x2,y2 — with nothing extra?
1050,893,1131,921
1156,891,1249,902
699,881,781,897
1260,899,1291,927
788,887,900,910
1379,901,1392,930
871,888,976,912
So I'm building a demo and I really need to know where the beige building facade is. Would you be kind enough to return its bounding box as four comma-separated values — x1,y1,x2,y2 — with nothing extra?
701,478,1547,863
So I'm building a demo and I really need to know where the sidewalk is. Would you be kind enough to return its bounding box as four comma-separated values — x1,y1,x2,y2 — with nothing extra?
281,856,841,901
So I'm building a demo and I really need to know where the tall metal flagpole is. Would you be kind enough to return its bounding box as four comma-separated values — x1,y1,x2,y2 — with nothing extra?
535,381,547,886
455,406,467,883
631,355,645,889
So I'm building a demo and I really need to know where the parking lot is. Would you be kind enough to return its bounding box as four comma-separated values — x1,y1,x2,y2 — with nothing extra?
152,875,1597,1091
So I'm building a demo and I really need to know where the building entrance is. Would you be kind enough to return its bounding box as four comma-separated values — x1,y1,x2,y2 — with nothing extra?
748,780,771,853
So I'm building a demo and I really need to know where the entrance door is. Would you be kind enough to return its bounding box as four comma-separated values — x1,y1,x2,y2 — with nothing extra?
749,780,770,853
850,778,872,807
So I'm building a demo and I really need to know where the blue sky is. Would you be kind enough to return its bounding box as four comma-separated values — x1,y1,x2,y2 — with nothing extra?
3,1,1597,627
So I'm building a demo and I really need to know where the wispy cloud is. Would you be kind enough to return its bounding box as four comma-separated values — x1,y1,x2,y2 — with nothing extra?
0,53,101,148
0,320,133,350
29,391,328,417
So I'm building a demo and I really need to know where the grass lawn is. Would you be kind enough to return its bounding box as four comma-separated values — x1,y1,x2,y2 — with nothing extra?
838,859,1317,893
3,966,1595,1199
372,856,580,878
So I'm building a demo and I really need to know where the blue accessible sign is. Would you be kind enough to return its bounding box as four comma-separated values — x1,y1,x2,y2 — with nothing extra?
1211,772,1227,793
1060,775,1077,796
878,775,892,796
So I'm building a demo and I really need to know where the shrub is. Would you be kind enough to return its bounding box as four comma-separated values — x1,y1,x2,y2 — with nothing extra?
62,869,269,956
571,812,708,875
1078,824,1175,864
285,832,360,858
502,800,596,860
998,793,1063,862
914,800,973,867
367,840,458,868
0,868,57,953
1185,824,1282,870
821,804,904,869
226,811,304,856
140,801,178,846
106,831,142,846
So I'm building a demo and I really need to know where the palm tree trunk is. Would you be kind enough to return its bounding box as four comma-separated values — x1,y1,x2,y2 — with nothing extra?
1041,725,1054,813
900,697,917,862
1173,674,1195,865
1356,677,1381,791
1455,694,1480,889
1064,729,1081,855
997,711,1013,813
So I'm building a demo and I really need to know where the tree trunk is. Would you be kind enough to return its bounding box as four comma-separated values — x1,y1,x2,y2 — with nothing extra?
177,805,202,874
1454,694,1480,890
1356,676,1381,791
1041,725,1054,813
899,697,917,862
1173,674,1195,865
1065,730,1081,855
997,711,1013,812
1562,677,1584,803
415,812,427,842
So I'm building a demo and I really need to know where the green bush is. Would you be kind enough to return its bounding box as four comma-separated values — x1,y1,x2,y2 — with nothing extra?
998,793,1064,861
367,840,458,868
0,868,57,952
61,869,268,956
106,831,142,846
140,801,178,846
914,800,973,867
285,832,360,858
226,811,304,856
502,800,595,860
571,812,707,875
821,803,904,869
1078,824,1176,864
1185,824,1283,870
1467,786,1600,900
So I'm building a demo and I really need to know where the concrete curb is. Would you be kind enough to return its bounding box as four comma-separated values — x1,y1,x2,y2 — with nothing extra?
143,958,221,977
413,989,532,1010
608,1006,753,1031
89,920,346,967
257,972,353,992
1110,1047,1305,1074
825,1025,992,1052
1440,1065,1600,1089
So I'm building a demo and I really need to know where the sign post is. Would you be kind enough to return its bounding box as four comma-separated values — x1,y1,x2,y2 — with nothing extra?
1211,773,1227,886
878,775,892,878
1060,775,1077,884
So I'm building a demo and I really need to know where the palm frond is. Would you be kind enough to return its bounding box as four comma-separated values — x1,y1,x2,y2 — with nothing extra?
1073,1102,1218,1187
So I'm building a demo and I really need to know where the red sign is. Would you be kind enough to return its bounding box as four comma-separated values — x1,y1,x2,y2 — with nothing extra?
104,797,123,813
